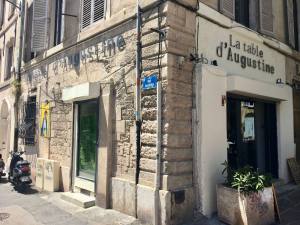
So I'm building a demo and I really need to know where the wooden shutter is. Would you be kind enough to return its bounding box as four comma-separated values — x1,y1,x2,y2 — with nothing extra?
81,0,105,29
249,0,259,31
259,0,274,36
31,0,49,52
220,0,235,20
0,0,4,27
287,0,296,48
93,0,105,22
81,0,92,29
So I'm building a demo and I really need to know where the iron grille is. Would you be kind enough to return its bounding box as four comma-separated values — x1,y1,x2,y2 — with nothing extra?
19,96,37,145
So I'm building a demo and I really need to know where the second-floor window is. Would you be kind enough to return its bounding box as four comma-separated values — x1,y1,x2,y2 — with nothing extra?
81,0,105,29
54,0,64,46
4,46,13,81
220,0,274,36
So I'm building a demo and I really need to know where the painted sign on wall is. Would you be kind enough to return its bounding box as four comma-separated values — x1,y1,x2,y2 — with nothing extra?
216,35,275,74
40,103,50,138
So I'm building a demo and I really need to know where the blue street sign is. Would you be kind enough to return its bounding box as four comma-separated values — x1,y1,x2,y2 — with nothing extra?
142,74,158,91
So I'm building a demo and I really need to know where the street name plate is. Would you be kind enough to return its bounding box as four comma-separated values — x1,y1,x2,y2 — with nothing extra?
142,74,158,91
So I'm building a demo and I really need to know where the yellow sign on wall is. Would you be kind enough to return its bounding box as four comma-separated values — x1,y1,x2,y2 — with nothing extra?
40,103,50,138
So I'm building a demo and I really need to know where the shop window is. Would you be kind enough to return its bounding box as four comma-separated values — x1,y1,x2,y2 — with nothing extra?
4,46,13,81
81,0,106,29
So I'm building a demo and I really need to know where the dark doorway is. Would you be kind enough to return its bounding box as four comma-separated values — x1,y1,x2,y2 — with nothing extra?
227,95,278,178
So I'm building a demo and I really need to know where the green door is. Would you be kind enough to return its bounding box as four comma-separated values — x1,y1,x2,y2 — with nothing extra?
77,100,98,181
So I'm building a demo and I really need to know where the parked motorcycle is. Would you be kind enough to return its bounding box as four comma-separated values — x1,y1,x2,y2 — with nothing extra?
0,154,5,181
8,151,32,191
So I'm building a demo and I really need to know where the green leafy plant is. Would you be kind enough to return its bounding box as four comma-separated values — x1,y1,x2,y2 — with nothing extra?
222,161,272,195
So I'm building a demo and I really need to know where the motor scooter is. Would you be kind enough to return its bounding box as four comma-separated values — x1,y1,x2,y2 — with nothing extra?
8,151,32,191
0,157,5,181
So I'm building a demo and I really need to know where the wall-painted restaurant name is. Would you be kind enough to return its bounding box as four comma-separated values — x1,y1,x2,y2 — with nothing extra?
216,35,275,74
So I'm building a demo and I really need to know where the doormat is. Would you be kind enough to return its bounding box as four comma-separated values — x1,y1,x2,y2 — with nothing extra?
287,158,300,184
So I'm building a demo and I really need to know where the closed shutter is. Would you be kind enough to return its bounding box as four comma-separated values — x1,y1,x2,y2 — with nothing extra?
287,0,296,48
82,0,92,29
220,0,235,20
259,0,274,36
31,0,49,52
93,0,105,22
249,0,259,31
81,0,105,29
0,0,4,27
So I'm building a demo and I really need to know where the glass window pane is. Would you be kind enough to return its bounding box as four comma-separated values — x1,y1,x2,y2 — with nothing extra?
241,101,255,142
78,101,97,180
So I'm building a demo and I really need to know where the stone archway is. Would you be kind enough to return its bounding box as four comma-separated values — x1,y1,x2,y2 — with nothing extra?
0,100,10,162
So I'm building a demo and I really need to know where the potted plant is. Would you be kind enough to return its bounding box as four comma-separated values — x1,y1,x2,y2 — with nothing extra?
217,161,275,225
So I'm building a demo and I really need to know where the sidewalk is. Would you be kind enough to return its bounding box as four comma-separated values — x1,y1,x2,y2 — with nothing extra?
0,180,141,225
1,178,299,225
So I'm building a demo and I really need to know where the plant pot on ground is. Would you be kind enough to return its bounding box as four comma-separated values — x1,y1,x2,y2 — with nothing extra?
217,162,275,225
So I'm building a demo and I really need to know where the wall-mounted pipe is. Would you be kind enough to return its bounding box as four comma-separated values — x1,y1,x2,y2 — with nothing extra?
135,0,142,219
154,81,162,225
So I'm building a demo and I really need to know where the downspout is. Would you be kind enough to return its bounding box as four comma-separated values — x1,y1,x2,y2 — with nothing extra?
135,0,142,219
14,0,25,152
154,81,162,225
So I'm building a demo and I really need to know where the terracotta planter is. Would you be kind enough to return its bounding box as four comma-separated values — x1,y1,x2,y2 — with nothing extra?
217,185,275,225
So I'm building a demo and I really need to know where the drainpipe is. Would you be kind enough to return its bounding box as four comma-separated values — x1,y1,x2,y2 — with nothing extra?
14,0,25,152
154,81,162,225
135,0,142,219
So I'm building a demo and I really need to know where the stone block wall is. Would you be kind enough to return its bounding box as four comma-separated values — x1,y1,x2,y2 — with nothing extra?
18,0,197,224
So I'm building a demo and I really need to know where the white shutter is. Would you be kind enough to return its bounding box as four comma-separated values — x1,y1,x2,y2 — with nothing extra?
81,0,105,29
220,0,235,20
31,0,49,52
81,0,92,29
94,0,105,22
287,0,296,48
259,0,274,36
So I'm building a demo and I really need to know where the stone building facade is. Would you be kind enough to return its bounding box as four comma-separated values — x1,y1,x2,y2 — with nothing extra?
194,0,300,218
16,0,197,224
4,0,300,224
0,0,18,164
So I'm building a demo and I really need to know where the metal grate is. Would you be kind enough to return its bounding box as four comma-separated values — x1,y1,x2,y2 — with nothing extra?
19,96,37,145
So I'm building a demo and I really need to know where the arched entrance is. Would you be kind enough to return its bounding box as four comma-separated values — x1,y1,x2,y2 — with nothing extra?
0,100,10,161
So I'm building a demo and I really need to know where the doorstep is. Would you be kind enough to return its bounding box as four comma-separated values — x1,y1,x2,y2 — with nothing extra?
61,192,95,208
